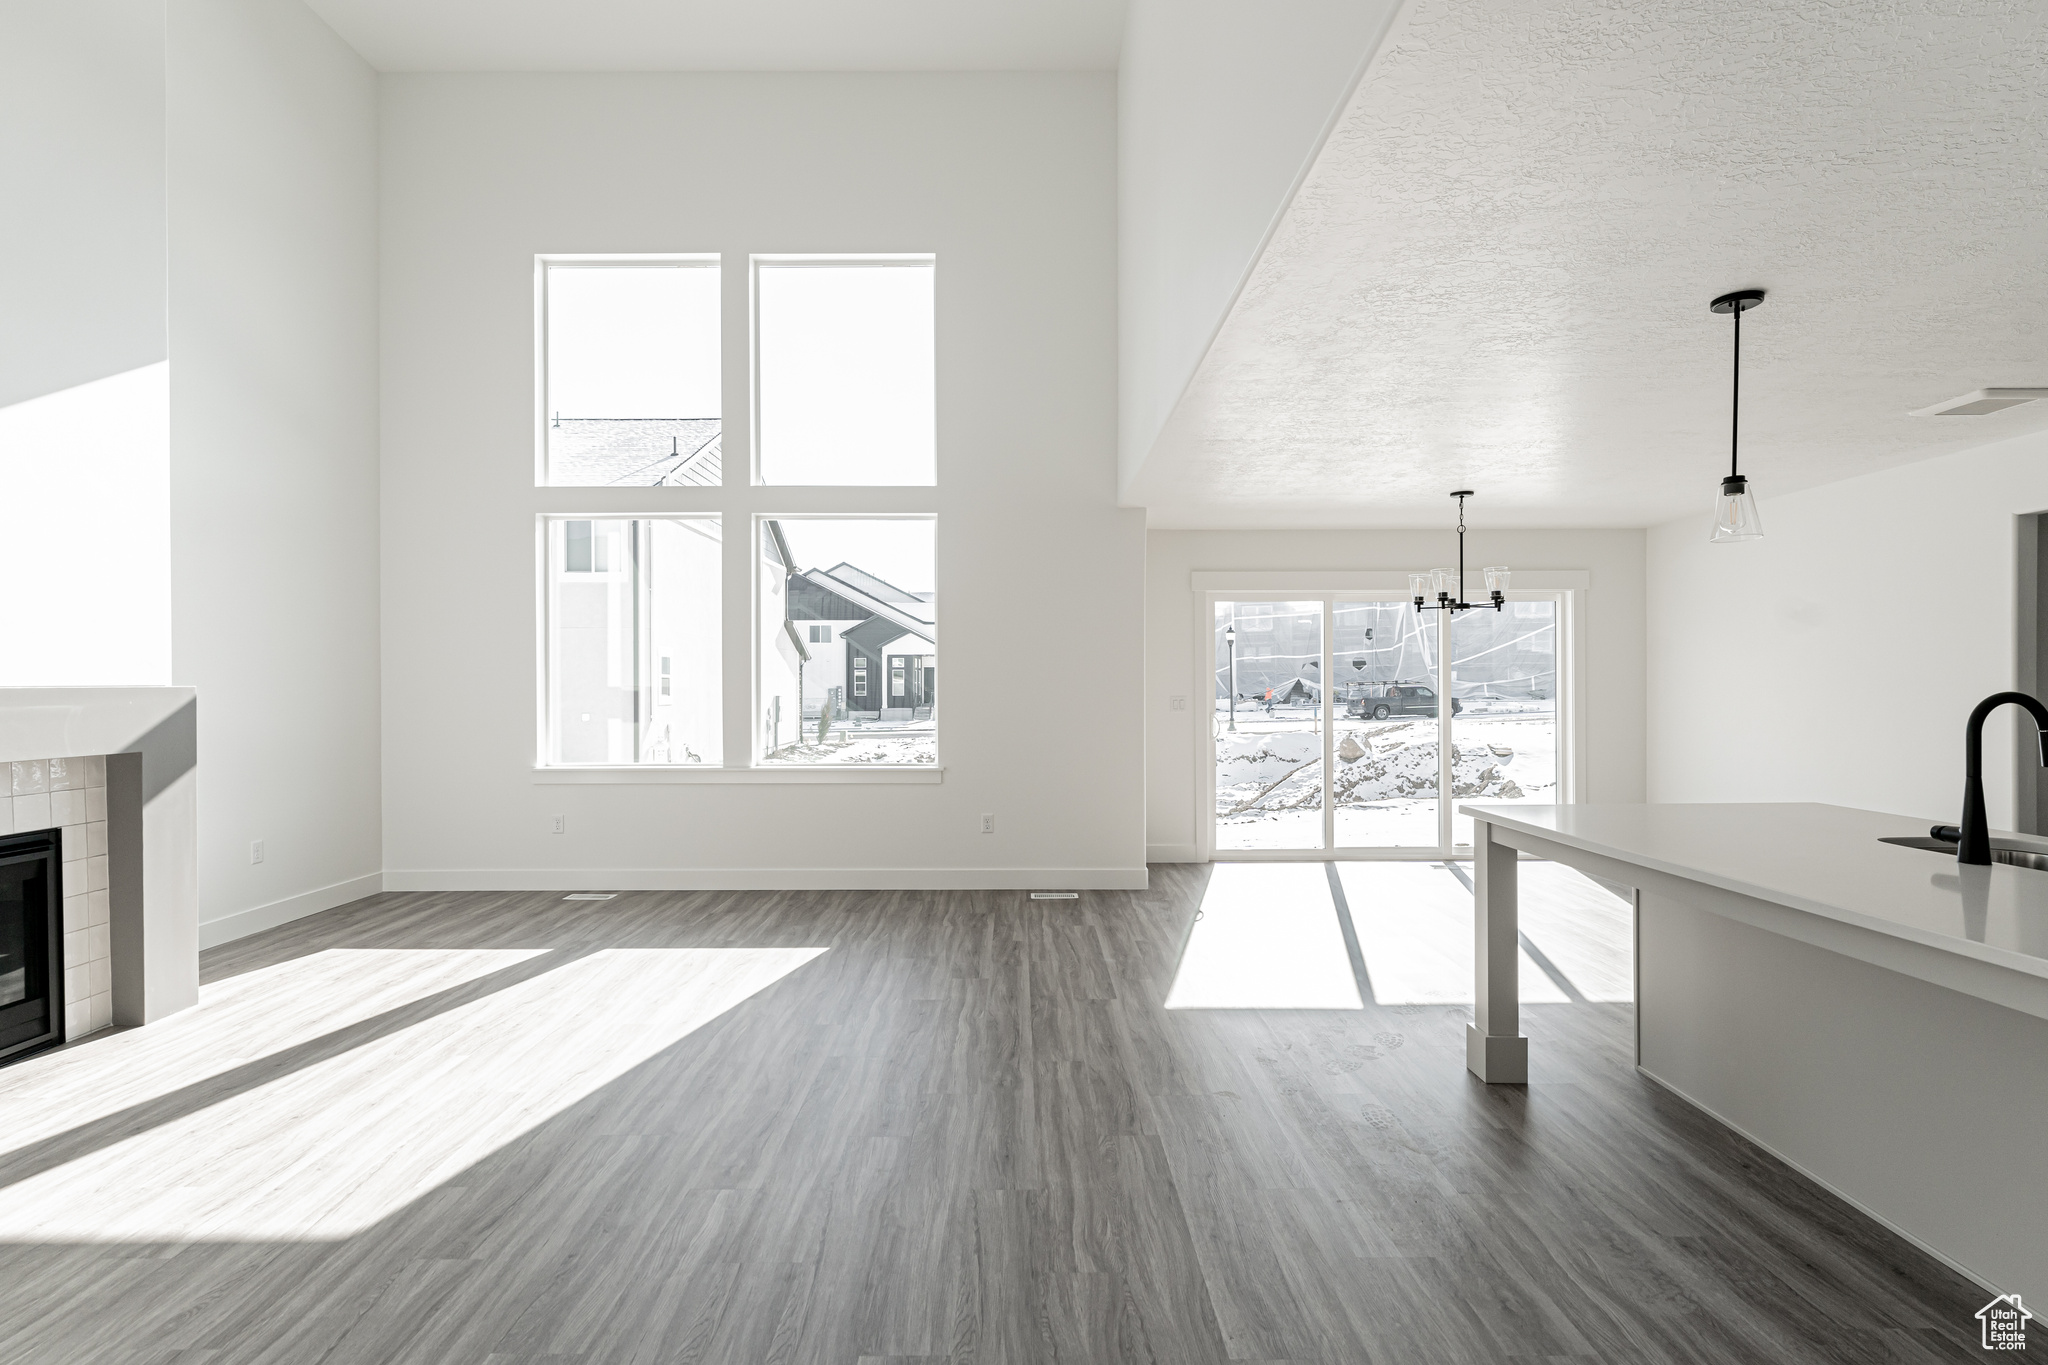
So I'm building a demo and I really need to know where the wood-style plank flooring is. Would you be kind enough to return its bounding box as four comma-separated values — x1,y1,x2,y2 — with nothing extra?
0,863,2014,1363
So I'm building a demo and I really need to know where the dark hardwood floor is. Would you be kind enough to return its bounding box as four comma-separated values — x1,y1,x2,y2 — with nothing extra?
0,864,2014,1363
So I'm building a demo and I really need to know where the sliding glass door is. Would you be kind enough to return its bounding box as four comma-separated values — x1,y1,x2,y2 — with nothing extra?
1211,592,1564,857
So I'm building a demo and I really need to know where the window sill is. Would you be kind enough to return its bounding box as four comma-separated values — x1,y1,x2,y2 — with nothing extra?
531,765,943,784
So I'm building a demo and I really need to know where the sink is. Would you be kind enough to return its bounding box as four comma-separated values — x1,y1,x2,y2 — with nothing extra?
1880,835,2048,871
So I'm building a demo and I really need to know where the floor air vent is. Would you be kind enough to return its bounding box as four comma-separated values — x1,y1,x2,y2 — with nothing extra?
563,892,617,901
1029,892,1080,900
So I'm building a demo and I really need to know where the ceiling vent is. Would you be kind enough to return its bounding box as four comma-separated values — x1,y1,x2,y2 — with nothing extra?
1909,387,2048,417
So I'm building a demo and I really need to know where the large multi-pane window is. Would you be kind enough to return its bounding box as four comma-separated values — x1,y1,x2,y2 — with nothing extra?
537,255,937,772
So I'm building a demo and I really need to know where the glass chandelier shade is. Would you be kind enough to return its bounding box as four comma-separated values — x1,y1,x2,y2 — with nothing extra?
1710,474,1763,542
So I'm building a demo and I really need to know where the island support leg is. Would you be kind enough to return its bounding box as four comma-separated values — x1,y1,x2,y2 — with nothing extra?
1467,819,1528,1083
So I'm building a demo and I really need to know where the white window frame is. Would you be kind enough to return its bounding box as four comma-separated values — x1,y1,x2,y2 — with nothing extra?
1191,571,1586,859
532,252,941,784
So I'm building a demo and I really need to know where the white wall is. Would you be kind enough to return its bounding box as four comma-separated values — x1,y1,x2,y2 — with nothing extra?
380,73,1142,887
1117,0,1406,492
1648,428,2048,829
1147,528,1646,859
0,0,171,685
0,0,167,411
168,0,383,943
0,365,171,685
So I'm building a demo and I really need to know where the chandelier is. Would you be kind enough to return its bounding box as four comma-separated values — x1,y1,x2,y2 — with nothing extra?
1412,490,1507,614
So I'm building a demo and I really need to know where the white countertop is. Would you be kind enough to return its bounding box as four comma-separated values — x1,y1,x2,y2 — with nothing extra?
1460,802,2048,983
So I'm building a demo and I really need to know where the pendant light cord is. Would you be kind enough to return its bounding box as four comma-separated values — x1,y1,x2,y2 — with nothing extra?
1730,301,1741,481
1457,494,1467,602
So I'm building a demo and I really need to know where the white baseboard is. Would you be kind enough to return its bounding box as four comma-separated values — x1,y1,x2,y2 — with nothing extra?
1146,844,1203,864
198,871,384,949
381,866,1150,892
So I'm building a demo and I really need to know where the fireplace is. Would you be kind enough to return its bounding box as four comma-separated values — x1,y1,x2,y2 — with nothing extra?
0,828,64,1064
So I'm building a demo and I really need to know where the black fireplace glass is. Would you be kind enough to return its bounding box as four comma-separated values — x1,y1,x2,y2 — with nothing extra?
0,828,64,1064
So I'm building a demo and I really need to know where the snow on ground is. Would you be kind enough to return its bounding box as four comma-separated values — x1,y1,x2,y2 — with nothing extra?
768,718,935,765
1215,705,1557,848
1214,718,1325,849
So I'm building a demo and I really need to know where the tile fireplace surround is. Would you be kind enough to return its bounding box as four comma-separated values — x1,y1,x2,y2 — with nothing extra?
0,688,199,1053
5,756,112,1037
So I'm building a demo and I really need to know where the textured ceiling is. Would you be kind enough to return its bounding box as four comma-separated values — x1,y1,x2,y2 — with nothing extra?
1131,0,2048,528
303,0,1125,71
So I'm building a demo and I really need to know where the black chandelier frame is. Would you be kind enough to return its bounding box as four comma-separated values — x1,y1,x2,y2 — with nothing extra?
1414,490,1505,615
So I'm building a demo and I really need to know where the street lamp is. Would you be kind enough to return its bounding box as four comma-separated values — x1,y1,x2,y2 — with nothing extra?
1225,624,1238,732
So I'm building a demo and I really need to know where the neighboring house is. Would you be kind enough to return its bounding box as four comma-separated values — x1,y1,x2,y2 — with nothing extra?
553,516,721,764
788,563,936,720
547,417,722,486
1217,602,1328,703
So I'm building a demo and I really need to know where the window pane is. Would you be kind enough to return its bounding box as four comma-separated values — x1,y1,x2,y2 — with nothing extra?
545,517,720,765
1450,599,1558,848
757,261,935,486
543,262,721,486
1333,602,1440,848
760,518,935,764
1214,601,1324,850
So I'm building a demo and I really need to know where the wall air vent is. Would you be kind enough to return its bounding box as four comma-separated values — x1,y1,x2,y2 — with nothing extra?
1909,387,2048,417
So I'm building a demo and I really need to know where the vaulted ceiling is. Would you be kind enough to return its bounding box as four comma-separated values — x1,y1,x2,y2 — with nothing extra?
1129,0,2048,528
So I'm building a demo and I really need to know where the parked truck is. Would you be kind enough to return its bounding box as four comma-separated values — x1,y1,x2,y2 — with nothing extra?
1343,681,1461,720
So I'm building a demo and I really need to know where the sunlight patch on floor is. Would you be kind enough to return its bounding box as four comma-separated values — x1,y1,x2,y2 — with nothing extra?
1337,861,1632,1005
1518,861,1635,1002
0,947,827,1242
0,948,550,1155
1165,862,1365,1009
1338,862,1567,1005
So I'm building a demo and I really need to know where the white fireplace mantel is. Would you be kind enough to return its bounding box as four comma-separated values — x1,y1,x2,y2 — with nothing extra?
1,687,199,1030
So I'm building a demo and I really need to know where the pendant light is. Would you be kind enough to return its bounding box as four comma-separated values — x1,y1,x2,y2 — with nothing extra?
1709,289,1764,542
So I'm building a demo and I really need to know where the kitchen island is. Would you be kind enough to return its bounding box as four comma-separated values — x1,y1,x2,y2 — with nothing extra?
1459,801,2048,1303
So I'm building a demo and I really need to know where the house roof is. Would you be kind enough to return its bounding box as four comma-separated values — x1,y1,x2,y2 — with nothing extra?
797,566,934,645
547,418,721,486
818,562,929,614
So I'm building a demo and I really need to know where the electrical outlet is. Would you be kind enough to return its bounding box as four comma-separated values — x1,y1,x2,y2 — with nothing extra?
981,813,995,834
249,839,264,865
551,814,566,834
1169,695,1188,712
